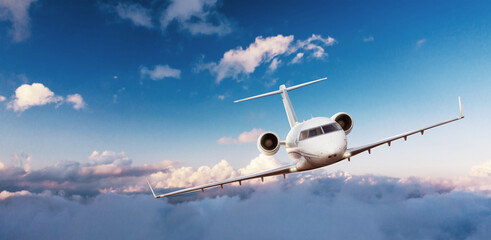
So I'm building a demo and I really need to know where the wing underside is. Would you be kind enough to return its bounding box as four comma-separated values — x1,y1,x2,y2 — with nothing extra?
149,162,298,198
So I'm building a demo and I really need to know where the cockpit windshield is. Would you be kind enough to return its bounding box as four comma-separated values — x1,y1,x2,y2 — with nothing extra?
299,123,342,141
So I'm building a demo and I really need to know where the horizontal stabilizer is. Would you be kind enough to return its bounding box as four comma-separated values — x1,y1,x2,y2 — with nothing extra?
234,77,327,103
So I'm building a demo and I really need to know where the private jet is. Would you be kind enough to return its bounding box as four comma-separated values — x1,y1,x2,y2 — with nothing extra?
147,77,464,198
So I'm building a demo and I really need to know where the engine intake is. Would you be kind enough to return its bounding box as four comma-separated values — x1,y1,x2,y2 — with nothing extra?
331,112,354,134
257,132,280,156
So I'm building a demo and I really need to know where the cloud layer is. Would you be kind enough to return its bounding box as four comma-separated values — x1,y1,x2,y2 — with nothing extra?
0,0,37,42
1,168,491,240
199,34,336,83
1,150,491,239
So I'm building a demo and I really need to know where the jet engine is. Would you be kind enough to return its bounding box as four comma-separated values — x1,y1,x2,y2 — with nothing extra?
257,132,280,156
331,112,354,134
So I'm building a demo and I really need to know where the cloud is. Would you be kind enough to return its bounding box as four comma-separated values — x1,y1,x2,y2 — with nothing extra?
159,0,231,36
5,82,86,112
6,83,63,112
290,52,304,64
0,95,5,102
102,0,231,36
416,38,427,48
200,34,336,83
66,94,86,110
0,190,31,201
140,64,181,81
268,58,281,72
0,0,37,42
217,128,264,144
113,2,153,28
363,35,374,42
150,154,282,190
0,150,174,196
1,170,491,240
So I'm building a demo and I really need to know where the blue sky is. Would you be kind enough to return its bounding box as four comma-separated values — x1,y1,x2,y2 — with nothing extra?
1,0,490,178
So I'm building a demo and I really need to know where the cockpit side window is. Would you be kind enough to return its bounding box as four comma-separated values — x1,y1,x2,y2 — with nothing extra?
322,123,342,134
308,127,323,138
299,130,308,141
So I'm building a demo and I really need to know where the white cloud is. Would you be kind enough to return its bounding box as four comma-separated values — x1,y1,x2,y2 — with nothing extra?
206,35,294,83
150,154,281,188
66,94,86,110
268,58,281,72
290,52,304,64
0,0,37,42
294,34,336,58
102,0,231,36
217,128,264,144
217,94,225,100
416,38,427,48
201,34,336,83
363,35,374,42
0,190,31,201
114,2,153,28
5,82,86,112
0,95,5,102
140,64,181,81
7,83,63,112
159,0,231,36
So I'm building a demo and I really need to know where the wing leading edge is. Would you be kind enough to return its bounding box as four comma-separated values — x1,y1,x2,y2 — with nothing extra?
148,162,298,198
343,97,464,160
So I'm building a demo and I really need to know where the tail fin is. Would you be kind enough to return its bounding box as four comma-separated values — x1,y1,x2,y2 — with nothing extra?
234,77,327,128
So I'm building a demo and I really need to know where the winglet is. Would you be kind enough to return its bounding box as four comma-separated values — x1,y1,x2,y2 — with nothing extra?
458,96,464,118
146,178,157,198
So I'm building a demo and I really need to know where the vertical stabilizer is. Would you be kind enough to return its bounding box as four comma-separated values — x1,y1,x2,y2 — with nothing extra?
279,84,298,127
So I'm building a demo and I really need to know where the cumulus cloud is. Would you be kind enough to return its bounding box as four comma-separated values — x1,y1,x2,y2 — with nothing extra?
0,0,37,42
5,83,86,112
66,94,86,110
0,95,5,102
102,0,231,36
6,83,63,112
140,64,181,81
217,128,264,144
150,154,281,190
200,34,336,83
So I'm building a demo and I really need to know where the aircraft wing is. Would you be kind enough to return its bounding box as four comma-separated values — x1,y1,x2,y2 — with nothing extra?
343,97,464,159
148,162,298,198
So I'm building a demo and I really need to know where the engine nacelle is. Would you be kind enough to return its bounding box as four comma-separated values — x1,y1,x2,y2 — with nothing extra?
331,112,354,135
257,132,280,156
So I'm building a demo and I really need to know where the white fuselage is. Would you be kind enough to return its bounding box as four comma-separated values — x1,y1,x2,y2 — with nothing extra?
285,117,347,171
